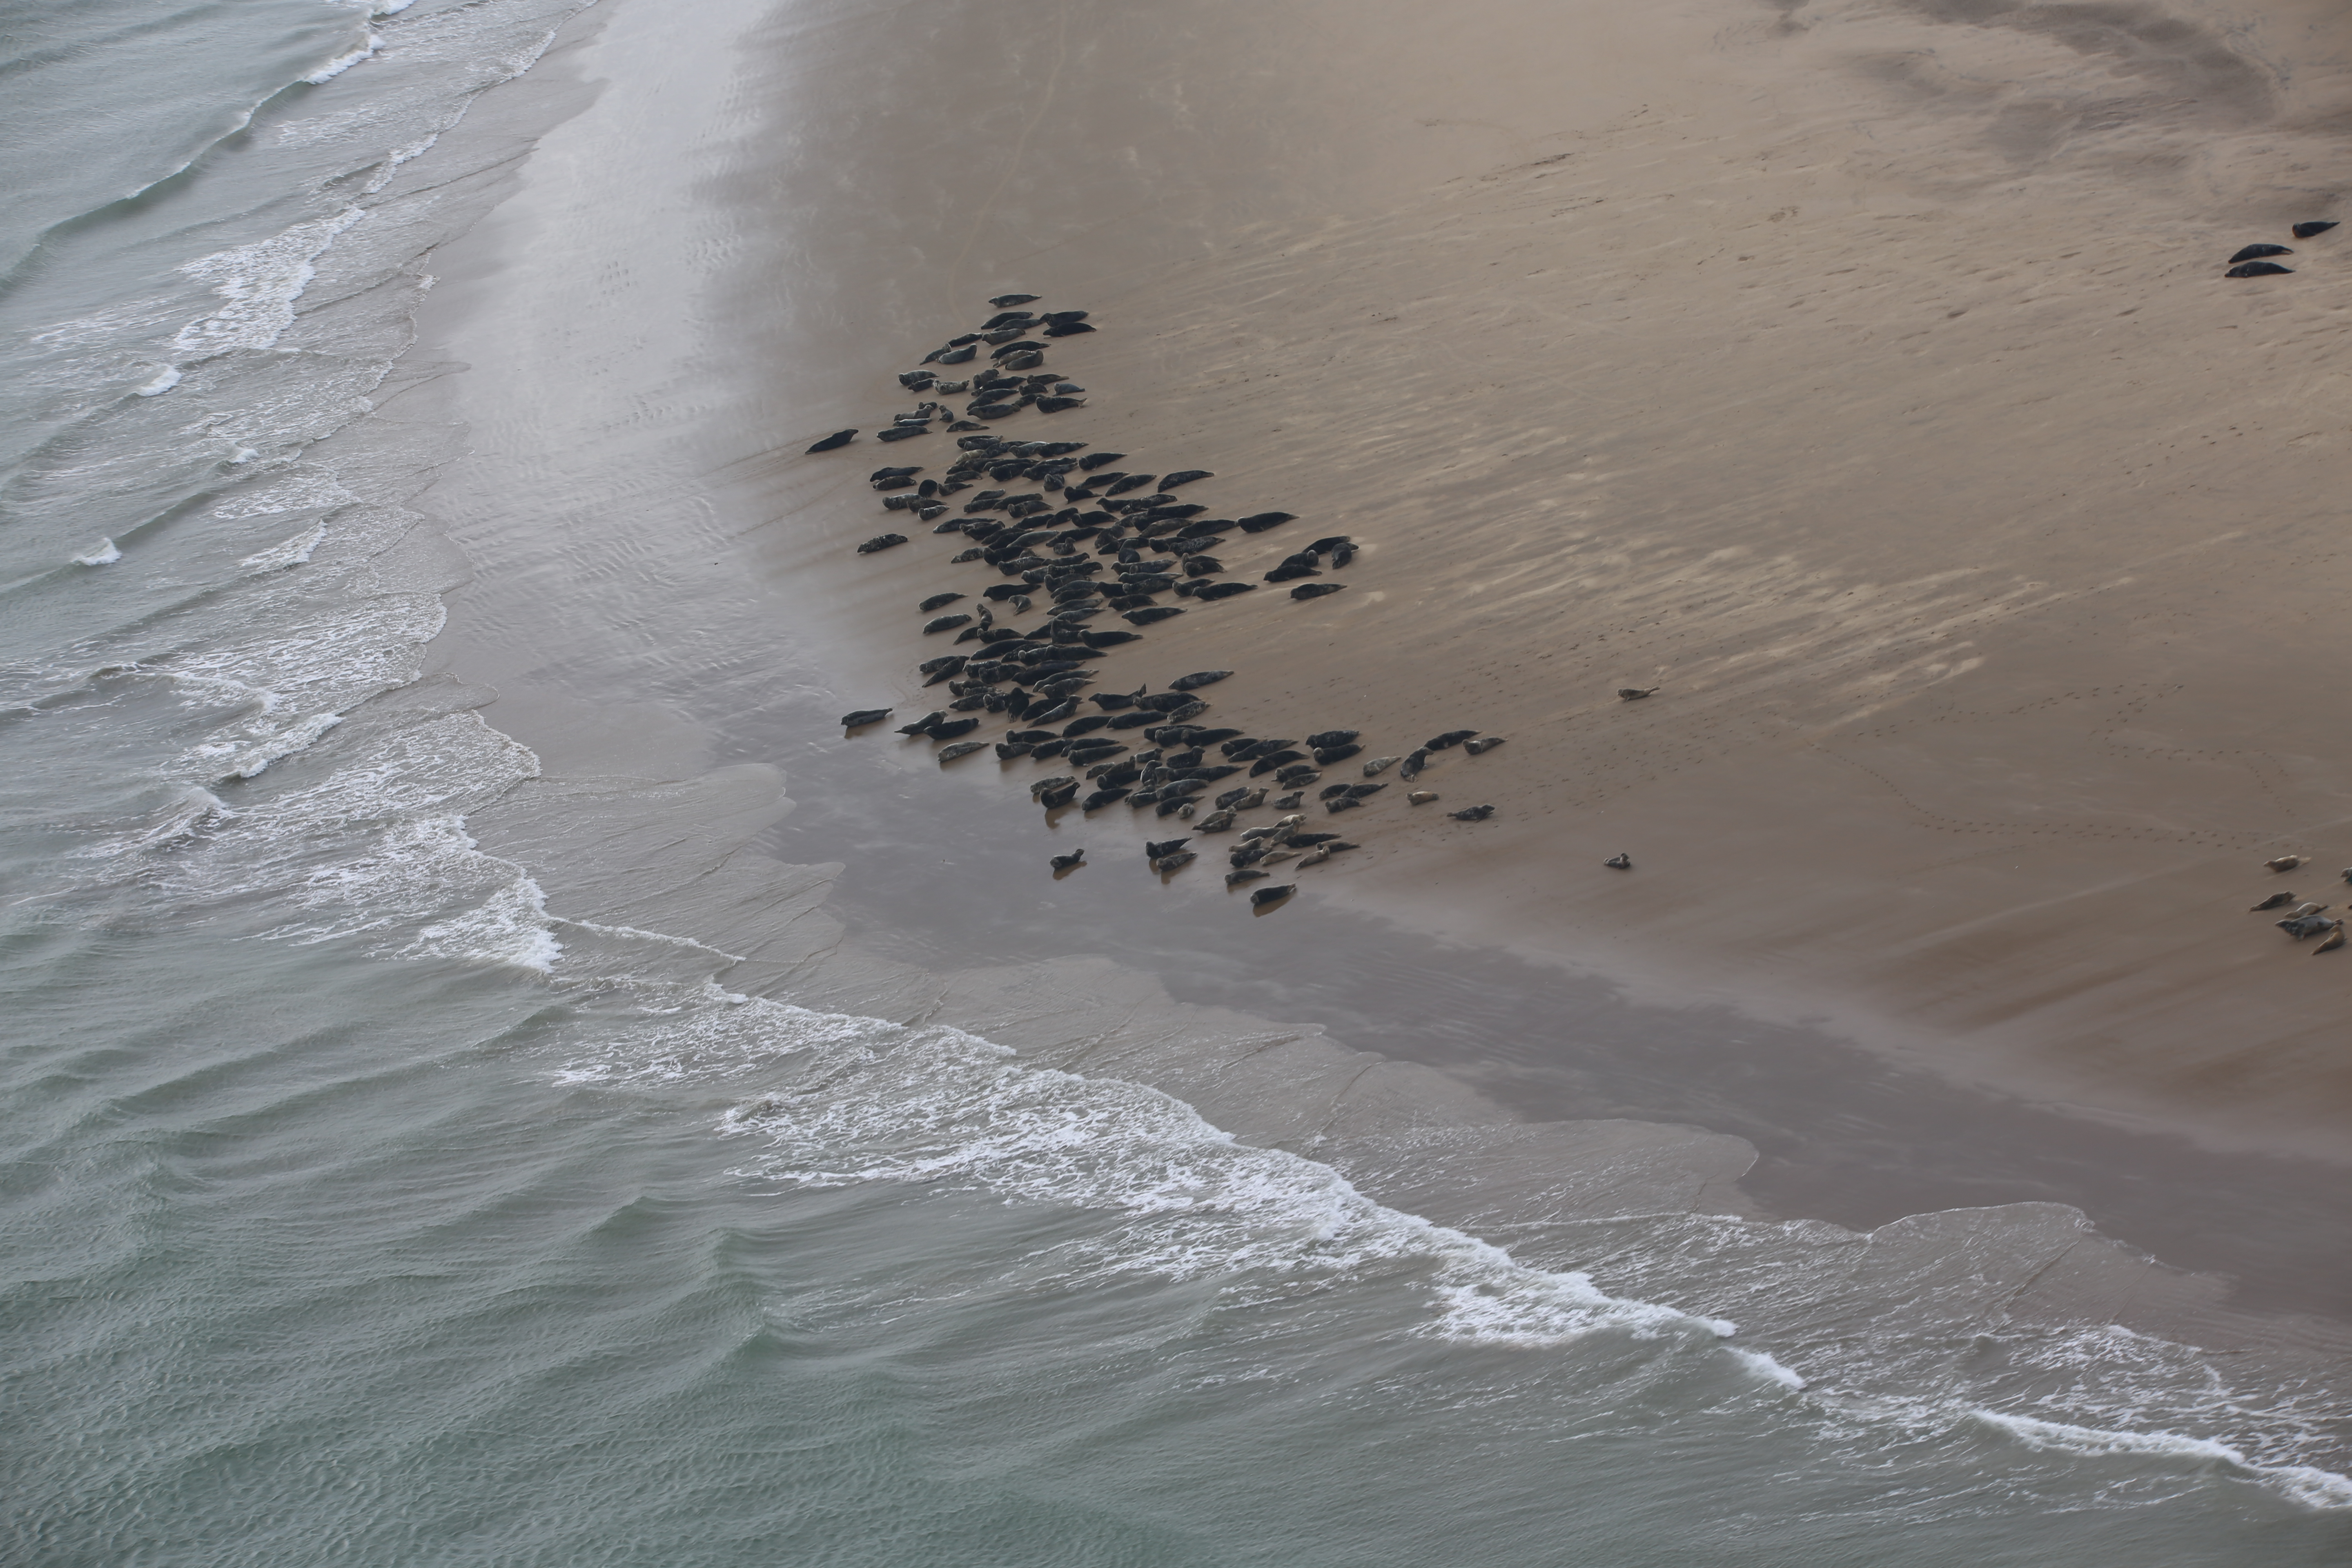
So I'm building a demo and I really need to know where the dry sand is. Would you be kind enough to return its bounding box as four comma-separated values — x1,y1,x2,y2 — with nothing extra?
719,0,2352,1162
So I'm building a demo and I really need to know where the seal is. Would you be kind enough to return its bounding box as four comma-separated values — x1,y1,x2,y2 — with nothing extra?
1618,687,1657,701
1249,884,1296,911
1448,804,1496,821
1153,850,1198,875
1464,736,1505,755
858,534,909,554
918,593,965,615
841,708,892,729
1170,670,1232,692
924,613,973,635
1398,748,1429,781
1125,606,1186,626
2292,221,2339,238
2317,924,2348,954
895,711,947,736
2267,855,2307,873
1604,853,1633,870
1040,783,1079,808
1425,730,1476,751
2227,261,2293,277
1305,730,1358,750
1158,470,1213,490
1290,583,1346,600
1050,850,1086,875
1197,582,1256,600
2250,891,2297,911
2229,244,2293,264
1361,756,1399,776
806,429,857,453
1408,791,1438,804
1227,869,1270,889
937,741,987,762
989,293,1040,307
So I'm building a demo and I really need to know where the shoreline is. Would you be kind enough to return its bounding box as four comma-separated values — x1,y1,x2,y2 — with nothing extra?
402,0,2352,1328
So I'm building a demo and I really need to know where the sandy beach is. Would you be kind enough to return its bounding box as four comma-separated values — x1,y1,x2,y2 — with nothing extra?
731,0,2352,1161
407,0,2352,1325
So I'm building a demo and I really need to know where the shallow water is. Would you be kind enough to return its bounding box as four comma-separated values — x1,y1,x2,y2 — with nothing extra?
5,0,2351,1561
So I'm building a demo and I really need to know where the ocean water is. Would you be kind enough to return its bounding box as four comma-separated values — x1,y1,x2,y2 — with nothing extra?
4,2,2351,1564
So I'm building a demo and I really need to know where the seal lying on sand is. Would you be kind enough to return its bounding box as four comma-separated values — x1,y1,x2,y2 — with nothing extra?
806,429,857,452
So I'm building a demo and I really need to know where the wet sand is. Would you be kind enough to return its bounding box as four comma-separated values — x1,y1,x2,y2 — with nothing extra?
406,0,2352,1325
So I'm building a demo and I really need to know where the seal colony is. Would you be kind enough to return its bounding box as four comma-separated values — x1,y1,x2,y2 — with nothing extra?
808,294,1516,915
